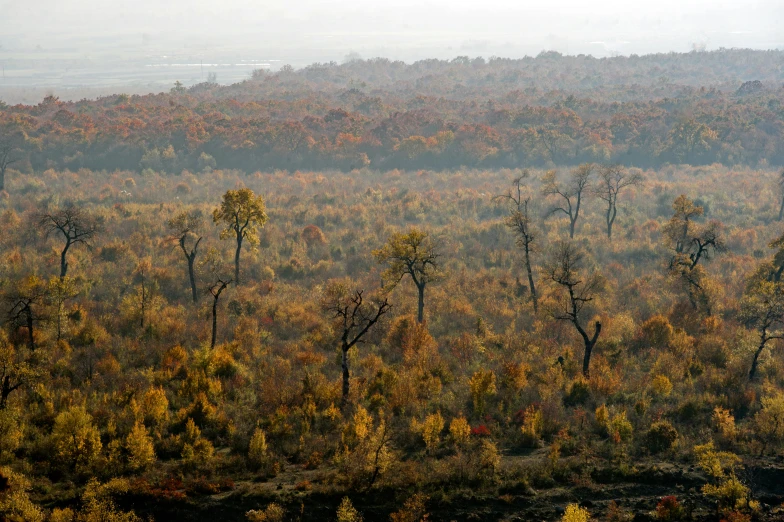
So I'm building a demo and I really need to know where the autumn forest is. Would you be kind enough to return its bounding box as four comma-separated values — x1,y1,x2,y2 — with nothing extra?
0,49,783,522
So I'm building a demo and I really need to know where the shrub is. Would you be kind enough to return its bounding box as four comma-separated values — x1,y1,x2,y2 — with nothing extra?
337,497,363,522
651,375,673,397
646,421,679,453
390,493,429,522
246,503,285,522
562,503,591,522
656,496,685,521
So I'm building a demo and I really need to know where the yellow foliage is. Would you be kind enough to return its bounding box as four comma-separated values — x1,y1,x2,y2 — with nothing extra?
51,406,102,472
248,427,269,466
246,503,285,522
337,497,363,522
449,416,471,447
562,503,591,522
125,422,156,471
0,467,45,522
416,412,444,452
469,369,496,415
651,375,673,397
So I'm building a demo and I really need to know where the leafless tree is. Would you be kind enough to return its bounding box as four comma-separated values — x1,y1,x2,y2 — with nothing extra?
543,241,604,377
496,170,539,313
542,164,595,239
322,280,391,406
595,164,644,239
38,205,100,280
168,210,204,303
4,277,46,351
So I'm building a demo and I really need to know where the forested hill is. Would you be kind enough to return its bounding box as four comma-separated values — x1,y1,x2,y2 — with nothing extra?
0,49,783,176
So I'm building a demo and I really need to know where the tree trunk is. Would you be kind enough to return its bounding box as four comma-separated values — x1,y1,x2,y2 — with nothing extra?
524,242,538,313
211,296,219,348
60,242,70,280
188,256,198,303
607,203,617,239
341,346,350,407
417,283,426,323
0,168,5,192
569,217,576,239
749,342,766,380
234,236,242,285
581,321,602,377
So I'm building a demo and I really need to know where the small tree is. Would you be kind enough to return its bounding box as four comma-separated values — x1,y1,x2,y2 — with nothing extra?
374,229,441,323
38,204,100,280
496,171,539,312
201,248,232,348
168,210,204,303
213,188,268,285
542,164,594,239
321,280,391,406
594,164,643,239
543,241,604,377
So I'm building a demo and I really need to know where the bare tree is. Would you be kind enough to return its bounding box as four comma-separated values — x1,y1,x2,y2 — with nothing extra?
168,210,204,303
496,170,539,313
322,280,391,406
595,164,643,239
38,205,100,280
543,242,604,377
542,164,595,239
4,276,46,351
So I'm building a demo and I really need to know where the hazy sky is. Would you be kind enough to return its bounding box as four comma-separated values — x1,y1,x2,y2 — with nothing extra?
1,0,782,62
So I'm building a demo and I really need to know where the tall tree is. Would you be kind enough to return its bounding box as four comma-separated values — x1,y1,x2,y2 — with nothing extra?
595,164,643,239
663,195,725,314
542,163,594,239
374,229,441,323
38,205,100,280
321,279,391,406
213,188,268,285
543,241,604,377
496,171,539,313
168,210,204,303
